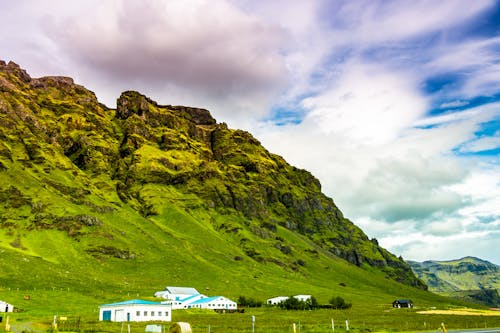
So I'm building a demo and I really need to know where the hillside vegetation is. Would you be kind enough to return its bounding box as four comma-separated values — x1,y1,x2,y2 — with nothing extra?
0,61,485,329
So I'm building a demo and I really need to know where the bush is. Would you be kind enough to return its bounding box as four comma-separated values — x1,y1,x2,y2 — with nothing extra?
237,296,263,307
277,296,319,310
329,296,352,309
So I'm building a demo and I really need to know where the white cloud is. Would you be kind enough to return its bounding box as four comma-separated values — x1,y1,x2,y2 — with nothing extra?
459,131,500,153
301,61,428,145
328,0,495,44
440,100,469,109
382,229,500,263
47,1,287,116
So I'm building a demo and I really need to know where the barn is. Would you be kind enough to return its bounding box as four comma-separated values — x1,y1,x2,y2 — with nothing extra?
99,300,172,322
392,299,413,308
0,300,14,313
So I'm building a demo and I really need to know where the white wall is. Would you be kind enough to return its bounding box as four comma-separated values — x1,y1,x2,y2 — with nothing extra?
99,304,172,322
267,296,288,305
0,301,14,313
192,297,237,310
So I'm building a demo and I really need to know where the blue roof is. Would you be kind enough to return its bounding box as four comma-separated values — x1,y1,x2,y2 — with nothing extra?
100,299,164,307
189,296,225,305
180,294,204,302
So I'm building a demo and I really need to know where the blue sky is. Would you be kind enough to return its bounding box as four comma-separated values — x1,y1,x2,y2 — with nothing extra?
1,0,499,264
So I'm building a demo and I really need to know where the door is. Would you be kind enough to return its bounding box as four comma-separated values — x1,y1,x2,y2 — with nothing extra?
102,310,112,321
115,309,125,322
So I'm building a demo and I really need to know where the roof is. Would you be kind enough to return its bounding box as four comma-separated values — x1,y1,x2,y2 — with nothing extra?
393,299,413,303
100,299,167,307
189,296,234,305
165,286,200,295
180,294,205,302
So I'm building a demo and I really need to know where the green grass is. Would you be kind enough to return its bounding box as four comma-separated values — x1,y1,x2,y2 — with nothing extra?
1,297,499,333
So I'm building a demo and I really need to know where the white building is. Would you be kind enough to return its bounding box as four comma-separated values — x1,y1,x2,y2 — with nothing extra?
187,296,237,310
164,293,208,310
99,300,171,322
267,295,312,305
267,296,289,305
294,295,312,302
0,300,14,313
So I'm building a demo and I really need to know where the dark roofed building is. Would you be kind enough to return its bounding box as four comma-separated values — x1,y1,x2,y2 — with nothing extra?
392,299,413,308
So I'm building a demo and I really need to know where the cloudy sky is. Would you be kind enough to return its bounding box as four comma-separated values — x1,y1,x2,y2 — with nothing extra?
1,0,499,265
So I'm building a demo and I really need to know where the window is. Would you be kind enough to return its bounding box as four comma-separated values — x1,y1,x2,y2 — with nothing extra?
165,312,169,317
158,312,162,316
151,311,154,316
144,311,147,316
136,311,140,316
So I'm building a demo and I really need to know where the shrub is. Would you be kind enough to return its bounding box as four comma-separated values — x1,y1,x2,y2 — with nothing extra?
277,296,319,310
329,296,352,309
237,296,263,307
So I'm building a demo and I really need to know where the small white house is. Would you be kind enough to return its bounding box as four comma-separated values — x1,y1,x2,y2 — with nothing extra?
267,295,312,305
154,286,200,301
0,300,14,313
187,296,237,310
267,296,289,305
99,300,171,322
294,295,312,302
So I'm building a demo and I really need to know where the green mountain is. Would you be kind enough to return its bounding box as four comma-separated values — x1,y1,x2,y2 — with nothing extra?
409,257,500,307
0,60,433,314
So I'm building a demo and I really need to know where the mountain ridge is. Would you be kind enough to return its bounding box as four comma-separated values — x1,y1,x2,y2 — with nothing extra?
409,256,499,307
0,60,427,303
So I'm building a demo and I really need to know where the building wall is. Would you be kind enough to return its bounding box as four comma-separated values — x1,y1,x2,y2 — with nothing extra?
0,301,14,313
267,296,289,305
200,300,237,310
99,304,171,322
293,295,311,302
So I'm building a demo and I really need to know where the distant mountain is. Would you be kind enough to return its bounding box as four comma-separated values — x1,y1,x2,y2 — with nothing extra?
0,60,427,308
409,257,500,307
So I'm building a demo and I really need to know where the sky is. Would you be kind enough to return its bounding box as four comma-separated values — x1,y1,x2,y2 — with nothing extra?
1,0,499,265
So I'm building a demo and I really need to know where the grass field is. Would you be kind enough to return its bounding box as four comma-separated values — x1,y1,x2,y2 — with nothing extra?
2,304,500,333
1,288,500,333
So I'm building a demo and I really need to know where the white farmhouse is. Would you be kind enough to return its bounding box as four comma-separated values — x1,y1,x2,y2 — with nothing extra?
187,296,237,310
99,300,171,322
0,300,14,313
